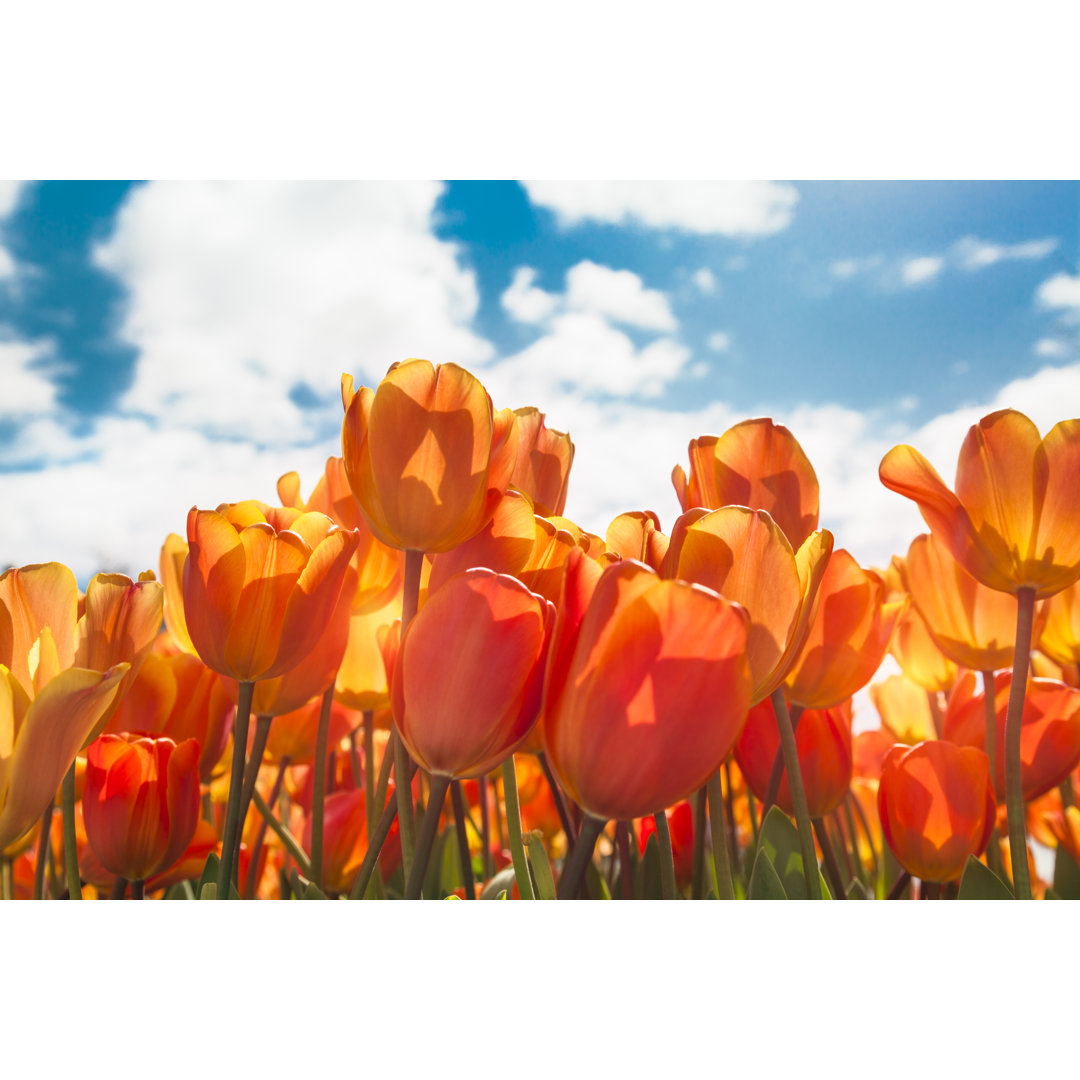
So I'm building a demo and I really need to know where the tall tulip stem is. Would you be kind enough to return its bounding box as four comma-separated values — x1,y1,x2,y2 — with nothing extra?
770,688,821,899
706,771,736,900
245,756,288,898
1004,586,1036,900
654,811,677,899
62,761,81,900
237,714,272,852
0,857,12,900
450,780,477,899
691,785,707,899
217,679,254,899
500,756,535,900
557,814,604,900
393,549,425,883
980,670,1006,880
405,774,451,899
813,817,847,899
363,710,376,841
34,798,55,900
537,751,577,848
310,685,336,892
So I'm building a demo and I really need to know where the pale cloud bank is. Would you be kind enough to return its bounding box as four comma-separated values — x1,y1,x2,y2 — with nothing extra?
522,181,800,236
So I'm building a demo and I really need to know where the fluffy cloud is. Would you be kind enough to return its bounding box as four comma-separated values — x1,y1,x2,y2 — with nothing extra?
953,235,1057,269
900,256,945,286
93,181,492,444
1037,273,1080,312
501,267,558,324
522,181,800,236
1035,337,1069,358
564,261,676,331
692,267,718,294
0,182,25,218
706,332,731,352
0,338,57,422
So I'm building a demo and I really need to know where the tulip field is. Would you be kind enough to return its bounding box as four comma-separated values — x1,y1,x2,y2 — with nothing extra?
3,357,1080,903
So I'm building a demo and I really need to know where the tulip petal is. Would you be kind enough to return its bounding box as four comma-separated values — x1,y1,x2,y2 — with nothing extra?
0,563,78,698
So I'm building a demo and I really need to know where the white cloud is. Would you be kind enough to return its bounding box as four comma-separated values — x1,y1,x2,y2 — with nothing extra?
829,255,883,280
500,267,558,324
0,182,26,219
691,267,717,295
93,181,492,444
564,260,676,331
1035,337,1069,358
900,256,944,286
953,235,1057,270
0,247,14,280
1037,273,1080,311
0,338,58,423
522,181,799,237
706,332,731,352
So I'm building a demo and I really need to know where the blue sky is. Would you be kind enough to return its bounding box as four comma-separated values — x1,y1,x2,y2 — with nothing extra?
1,180,1078,587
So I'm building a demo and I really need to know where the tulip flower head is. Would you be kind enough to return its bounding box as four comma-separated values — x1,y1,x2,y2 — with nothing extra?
510,406,574,517
341,360,519,554
879,409,1080,598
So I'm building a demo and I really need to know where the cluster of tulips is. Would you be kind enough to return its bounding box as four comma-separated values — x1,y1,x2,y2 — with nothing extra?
2,358,1079,901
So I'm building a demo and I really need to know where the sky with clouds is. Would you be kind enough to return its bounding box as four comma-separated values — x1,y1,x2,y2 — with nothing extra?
1,179,1078,594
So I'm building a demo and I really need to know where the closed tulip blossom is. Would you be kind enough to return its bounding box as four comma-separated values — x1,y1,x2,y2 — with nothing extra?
1039,577,1080,675
82,733,201,889
510,406,574,517
889,603,957,694
672,418,820,548
877,739,996,884
341,360,519,555
605,511,670,573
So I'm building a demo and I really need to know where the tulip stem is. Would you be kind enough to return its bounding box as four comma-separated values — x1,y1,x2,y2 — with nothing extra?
131,879,145,900
691,785,707,899
654,811,677,899
217,680,254,899
849,791,878,884
0,857,12,900
237,714,272,853
405,774,451,899
478,775,492,880
363,710,376,841
348,760,410,900
62,761,81,900
840,802,867,887
813,817,847,899
33,798,55,900
109,877,127,900
707,771,736,900
723,760,741,878
310,685,335,892
449,780,476,899
831,808,855,883
537,751,577,849
770,689,821,900
244,756,288,899
557,815,604,899
980,670,1006,880
616,821,633,900
500,756,535,901
1004,587,1036,901
250,788,312,877
886,870,912,900
392,728,417,883
348,729,362,789
763,704,804,816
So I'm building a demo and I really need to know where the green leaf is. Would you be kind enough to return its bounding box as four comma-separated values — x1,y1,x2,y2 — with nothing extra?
196,852,220,899
747,848,787,899
756,806,832,900
479,866,517,900
525,833,557,901
957,855,1014,900
163,880,196,901
845,880,871,900
636,832,662,899
1053,845,1080,900
436,829,460,897
586,860,612,900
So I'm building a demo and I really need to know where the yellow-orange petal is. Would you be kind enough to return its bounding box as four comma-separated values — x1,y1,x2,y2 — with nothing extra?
0,563,78,698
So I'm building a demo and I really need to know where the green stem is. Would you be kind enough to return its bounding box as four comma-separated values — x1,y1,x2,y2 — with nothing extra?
813,817,846,899
250,788,312,877
616,820,633,900
348,729,362,789
556,815,604,899
348,771,403,900
707,770,736,900
0,857,12,900
886,869,912,900
770,689,821,900
34,798,55,900
981,669,1006,880
237,714,272,852
723,759,741,878
691,785,707,900
131,879,145,900
62,760,81,900
405,774,451,899
363,710,376,841
478,774,492,881
450,780,477,899
841,800,867,886
763,704,804,815
537,751,577,848
1004,586,1036,900
217,679,254,899
831,808,855,883
849,791,879,884
109,876,127,900
244,756,288,899
747,782,759,845
654,811,677,899
393,728,417,882
310,684,335,892
500,755,535,900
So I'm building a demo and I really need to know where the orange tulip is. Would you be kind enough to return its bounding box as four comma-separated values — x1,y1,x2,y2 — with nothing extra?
879,409,1080,599
543,550,752,823
1044,804,1080,865
183,502,358,683
82,733,201,882
264,696,355,767
663,505,833,704
899,532,1029,673
889,603,957,693
1039,577,1080,672
783,549,903,709
852,728,896,781
735,697,853,818
393,569,554,779
942,670,1080,802
605,511,670,572
302,787,401,893
639,800,695,888
877,739,995,883
334,598,402,713
341,359,519,554
870,674,940,744
672,418,820,548
160,533,196,655
510,407,574,517
277,457,402,614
